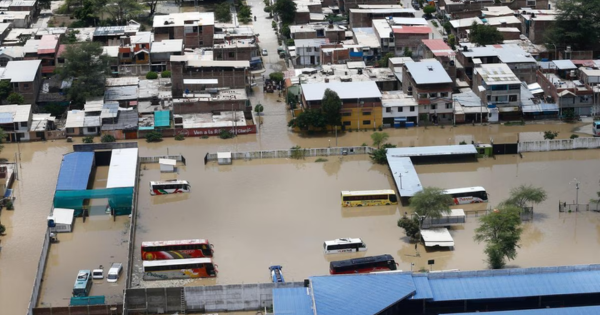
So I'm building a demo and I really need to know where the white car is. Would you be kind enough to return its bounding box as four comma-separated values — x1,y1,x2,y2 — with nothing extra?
92,268,104,280
107,263,122,283
262,49,268,56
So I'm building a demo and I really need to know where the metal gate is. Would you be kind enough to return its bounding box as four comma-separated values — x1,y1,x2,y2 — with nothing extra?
492,143,518,155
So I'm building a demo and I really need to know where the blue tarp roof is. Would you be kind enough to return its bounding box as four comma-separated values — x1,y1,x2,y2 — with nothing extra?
154,110,170,128
444,305,600,315
56,152,94,191
311,273,416,315
273,287,313,315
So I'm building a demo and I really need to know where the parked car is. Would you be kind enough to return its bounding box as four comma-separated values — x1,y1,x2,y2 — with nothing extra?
262,49,268,56
107,263,122,283
92,268,104,280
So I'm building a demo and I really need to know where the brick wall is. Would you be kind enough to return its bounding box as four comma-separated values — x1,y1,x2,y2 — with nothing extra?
171,61,249,97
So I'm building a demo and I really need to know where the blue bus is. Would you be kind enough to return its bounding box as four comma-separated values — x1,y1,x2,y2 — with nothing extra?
72,270,93,297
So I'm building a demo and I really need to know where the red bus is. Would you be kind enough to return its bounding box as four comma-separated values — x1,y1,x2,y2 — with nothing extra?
141,239,214,260
330,254,398,275
143,258,218,280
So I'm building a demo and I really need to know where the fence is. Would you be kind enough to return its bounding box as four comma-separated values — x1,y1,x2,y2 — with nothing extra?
559,202,600,212
125,282,304,314
139,155,186,164
518,137,600,152
26,229,51,315
73,142,139,152
32,304,122,315
205,146,374,163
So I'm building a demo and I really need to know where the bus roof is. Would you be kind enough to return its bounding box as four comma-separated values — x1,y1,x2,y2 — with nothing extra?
142,239,209,247
340,190,395,196
74,270,91,288
324,238,364,246
443,186,486,194
143,258,213,268
330,254,394,268
150,180,190,185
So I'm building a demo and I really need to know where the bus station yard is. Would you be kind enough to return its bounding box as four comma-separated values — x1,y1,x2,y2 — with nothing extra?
131,149,600,289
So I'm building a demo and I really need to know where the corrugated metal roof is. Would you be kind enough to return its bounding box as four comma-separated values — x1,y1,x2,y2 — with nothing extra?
404,61,452,84
106,148,138,188
428,266,600,301
387,145,478,158
154,110,170,127
2,60,40,82
104,85,138,101
301,81,381,101
56,152,95,191
311,273,415,315
387,156,422,197
273,287,313,315
0,112,12,124
411,275,433,299
443,305,600,315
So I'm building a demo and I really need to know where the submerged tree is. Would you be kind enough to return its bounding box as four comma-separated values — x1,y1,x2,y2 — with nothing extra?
371,132,389,149
369,143,396,164
474,205,523,269
503,185,547,209
409,187,453,226
321,89,342,128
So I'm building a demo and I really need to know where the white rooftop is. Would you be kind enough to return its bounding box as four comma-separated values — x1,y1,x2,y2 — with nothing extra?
405,61,452,85
482,6,514,16
485,15,521,26
391,17,428,26
387,145,478,158
151,39,183,53
159,158,176,166
450,17,483,28
0,104,31,123
552,59,577,70
65,110,101,128
106,148,138,188
49,208,74,225
352,27,381,48
301,81,382,102
461,44,536,64
475,63,520,85
2,59,40,82
130,31,152,44
420,228,454,247
153,12,215,28
387,156,422,197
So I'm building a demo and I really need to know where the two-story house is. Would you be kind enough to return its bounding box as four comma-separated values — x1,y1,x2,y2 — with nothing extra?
23,34,59,74
150,39,183,72
0,104,32,142
153,12,214,49
349,6,416,28
118,31,152,65
170,56,250,97
294,38,329,66
0,59,42,104
289,23,346,44
402,60,454,124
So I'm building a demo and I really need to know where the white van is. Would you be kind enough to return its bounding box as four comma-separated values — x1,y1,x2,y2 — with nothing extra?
593,121,600,136
92,269,104,280
107,263,123,283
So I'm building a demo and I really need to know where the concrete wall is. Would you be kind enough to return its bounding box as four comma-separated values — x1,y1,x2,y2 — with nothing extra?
518,137,600,152
73,142,139,152
27,229,51,315
125,287,184,314
33,305,123,315
205,146,374,162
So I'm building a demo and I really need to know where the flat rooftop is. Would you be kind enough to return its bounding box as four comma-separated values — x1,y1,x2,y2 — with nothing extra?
387,156,422,197
177,111,247,129
387,145,478,158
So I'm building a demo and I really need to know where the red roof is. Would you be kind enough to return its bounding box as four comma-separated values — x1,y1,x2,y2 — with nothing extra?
422,39,451,51
37,35,58,55
393,26,432,34
57,44,67,57
572,60,595,67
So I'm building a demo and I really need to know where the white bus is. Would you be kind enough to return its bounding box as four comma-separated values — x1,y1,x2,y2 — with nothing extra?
593,121,600,136
143,258,217,280
149,180,191,196
323,238,367,254
443,187,488,205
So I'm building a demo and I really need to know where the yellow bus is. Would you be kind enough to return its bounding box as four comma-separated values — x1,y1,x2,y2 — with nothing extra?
341,190,398,207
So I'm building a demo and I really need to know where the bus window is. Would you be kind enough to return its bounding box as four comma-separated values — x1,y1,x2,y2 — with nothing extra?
389,194,397,202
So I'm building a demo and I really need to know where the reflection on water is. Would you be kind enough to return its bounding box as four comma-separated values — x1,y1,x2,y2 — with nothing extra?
322,252,368,263
341,206,398,218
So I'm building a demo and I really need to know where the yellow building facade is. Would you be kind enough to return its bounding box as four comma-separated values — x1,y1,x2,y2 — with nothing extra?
340,107,383,130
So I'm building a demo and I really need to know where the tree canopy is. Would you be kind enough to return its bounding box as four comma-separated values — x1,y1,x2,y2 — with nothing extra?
0,80,12,101
7,93,24,104
409,187,453,224
369,143,396,164
288,110,326,130
469,22,503,46
273,0,297,25
371,132,389,148
215,3,232,22
545,0,600,50
59,42,111,107
423,5,436,16
503,185,547,209
474,205,523,269
321,89,342,127
377,52,394,68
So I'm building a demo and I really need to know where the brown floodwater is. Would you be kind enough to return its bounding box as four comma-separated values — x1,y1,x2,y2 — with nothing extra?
0,81,597,314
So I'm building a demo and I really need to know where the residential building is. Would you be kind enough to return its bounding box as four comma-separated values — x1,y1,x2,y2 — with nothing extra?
150,39,183,72
93,23,141,46
37,75,69,107
457,44,538,84
170,57,250,97
65,109,101,136
371,20,394,54
119,32,152,65
319,44,364,64
2,0,38,17
497,27,522,41
520,9,558,44
449,17,483,40
0,23,12,43
101,106,139,140
289,23,346,44
352,27,380,59
23,34,59,74
0,104,32,141
300,81,383,129
537,60,594,116
212,39,260,63
337,0,398,14
0,46,25,66
29,113,57,141
294,38,329,66
292,62,399,91
349,6,416,28
381,90,419,125
153,12,215,49
402,60,454,124
0,59,42,104
392,26,432,57
0,11,31,28
472,63,522,119
293,0,324,24
173,89,251,119
439,0,549,20
417,39,457,84
452,88,489,124
485,16,522,30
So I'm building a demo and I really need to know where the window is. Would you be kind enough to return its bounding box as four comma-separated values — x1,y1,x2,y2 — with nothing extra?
66,128,75,134
495,95,508,103
509,95,517,102
217,52,222,59
410,106,415,112
20,122,27,128
386,107,391,113
362,111,371,116
228,52,235,58
362,120,371,125
526,0,536,6
429,92,437,98
446,103,452,109
36,132,44,138
398,107,403,112
431,104,437,110
343,121,351,126
306,47,313,52
509,84,521,90
440,92,449,97
419,93,428,99
86,127,96,133
315,47,320,52
342,112,351,117
122,53,130,58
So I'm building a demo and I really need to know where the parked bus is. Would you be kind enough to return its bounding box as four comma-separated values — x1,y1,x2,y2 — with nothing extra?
150,180,191,195
143,258,218,280
323,238,367,254
341,190,398,207
330,254,398,275
72,270,93,297
141,239,214,260
593,121,600,136
443,187,488,205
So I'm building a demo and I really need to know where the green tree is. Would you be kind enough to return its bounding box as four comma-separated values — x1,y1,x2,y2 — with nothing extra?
287,109,326,130
368,143,396,164
59,42,111,107
503,185,547,209
215,2,232,22
7,93,24,104
41,103,68,117
146,71,158,79
321,89,342,128
102,0,145,24
377,52,394,68
423,5,436,17
101,134,116,143
409,187,453,226
543,130,558,139
238,4,252,23
269,72,284,83
0,80,12,101
161,70,171,78
469,22,503,46
545,0,600,50
83,136,94,143
398,216,421,240
474,205,523,269
254,103,264,115
403,47,412,57
0,127,6,152
448,34,456,49
273,0,297,25
145,131,163,142
371,132,389,149
219,129,235,139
